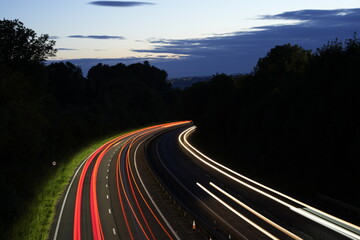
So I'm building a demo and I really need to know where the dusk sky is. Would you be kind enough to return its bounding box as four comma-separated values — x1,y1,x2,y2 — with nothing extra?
1,0,360,77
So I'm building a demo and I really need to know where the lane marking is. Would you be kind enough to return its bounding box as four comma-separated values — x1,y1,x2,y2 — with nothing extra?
53,156,89,240
134,138,181,240
179,126,360,239
109,209,112,214
113,228,116,235
154,138,248,240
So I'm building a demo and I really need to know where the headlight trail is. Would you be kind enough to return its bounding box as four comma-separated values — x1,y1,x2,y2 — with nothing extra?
179,126,360,240
197,182,280,240
209,182,302,240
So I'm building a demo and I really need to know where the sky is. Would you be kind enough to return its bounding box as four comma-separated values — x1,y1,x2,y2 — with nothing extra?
1,0,360,77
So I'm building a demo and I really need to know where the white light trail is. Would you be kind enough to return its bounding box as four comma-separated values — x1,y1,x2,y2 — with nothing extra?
179,126,360,240
210,182,302,240
197,182,279,240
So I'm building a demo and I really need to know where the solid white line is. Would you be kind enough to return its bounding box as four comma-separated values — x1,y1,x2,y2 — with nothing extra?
53,155,91,240
182,127,360,232
134,138,182,240
154,137,248,240
179,126,360,239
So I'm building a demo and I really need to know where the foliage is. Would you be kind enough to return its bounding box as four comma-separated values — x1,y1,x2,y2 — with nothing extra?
182,40,360,213
0,20,178,239
0,19,56,64
10,130,135,240
1,18,360,238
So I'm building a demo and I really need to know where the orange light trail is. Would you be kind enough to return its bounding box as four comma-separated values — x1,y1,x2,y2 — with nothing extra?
128,133,175,239
73,121,190,240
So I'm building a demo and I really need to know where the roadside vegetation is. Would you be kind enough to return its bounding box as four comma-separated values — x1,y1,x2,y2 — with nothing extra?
0,19,177,240
181,38,360,212
10,131,132,240
1,18,359,239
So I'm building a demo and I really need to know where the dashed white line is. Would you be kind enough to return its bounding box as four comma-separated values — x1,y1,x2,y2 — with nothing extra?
112,228,116,235
108,209,112,214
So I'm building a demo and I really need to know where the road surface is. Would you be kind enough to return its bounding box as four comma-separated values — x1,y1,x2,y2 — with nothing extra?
51,121,203,240
146,124,360,240
51,121,360,240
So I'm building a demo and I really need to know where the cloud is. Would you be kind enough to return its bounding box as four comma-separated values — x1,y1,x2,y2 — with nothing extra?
57,48,78,51
68,35,125,40
130,8,360,77
57,8,360,77
89,1,154,7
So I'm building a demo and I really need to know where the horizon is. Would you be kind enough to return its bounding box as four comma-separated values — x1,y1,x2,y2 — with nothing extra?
1,1,360,77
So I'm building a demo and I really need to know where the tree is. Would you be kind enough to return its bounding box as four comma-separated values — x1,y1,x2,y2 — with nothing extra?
253,44,311,80
0,19,57,63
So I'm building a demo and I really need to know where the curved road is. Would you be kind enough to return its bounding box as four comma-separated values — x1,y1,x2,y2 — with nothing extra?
51,121,201,240
51,121,360,240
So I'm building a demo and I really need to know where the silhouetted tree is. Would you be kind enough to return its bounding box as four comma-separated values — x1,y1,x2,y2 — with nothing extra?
0,19,57,64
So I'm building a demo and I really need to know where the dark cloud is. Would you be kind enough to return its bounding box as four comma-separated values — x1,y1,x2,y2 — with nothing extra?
58,8,360,77
89,1,154,7
131,8,360,77
68,35,125,40
57,48,78,51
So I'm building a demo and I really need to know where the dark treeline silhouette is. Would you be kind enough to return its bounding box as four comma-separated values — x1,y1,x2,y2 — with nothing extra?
0,19,178,238
181,39,360,218
1,19,360,237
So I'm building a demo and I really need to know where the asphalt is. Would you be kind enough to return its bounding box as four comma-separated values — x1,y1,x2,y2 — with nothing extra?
51,122,205,240
50,122,358,240
146,125,354,240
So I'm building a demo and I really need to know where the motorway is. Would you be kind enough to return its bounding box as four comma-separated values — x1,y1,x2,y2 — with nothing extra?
147,124,360,240
51,121,203,240
51,121,360,240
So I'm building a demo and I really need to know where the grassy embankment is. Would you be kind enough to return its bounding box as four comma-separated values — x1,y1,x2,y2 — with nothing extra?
10,129,136,240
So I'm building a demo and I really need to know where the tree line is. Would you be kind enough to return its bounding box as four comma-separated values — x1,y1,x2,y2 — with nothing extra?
181,39,360,217
1,19,359,236
0,19,179,237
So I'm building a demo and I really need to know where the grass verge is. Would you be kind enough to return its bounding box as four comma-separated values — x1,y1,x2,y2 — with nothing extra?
10,129,136,240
